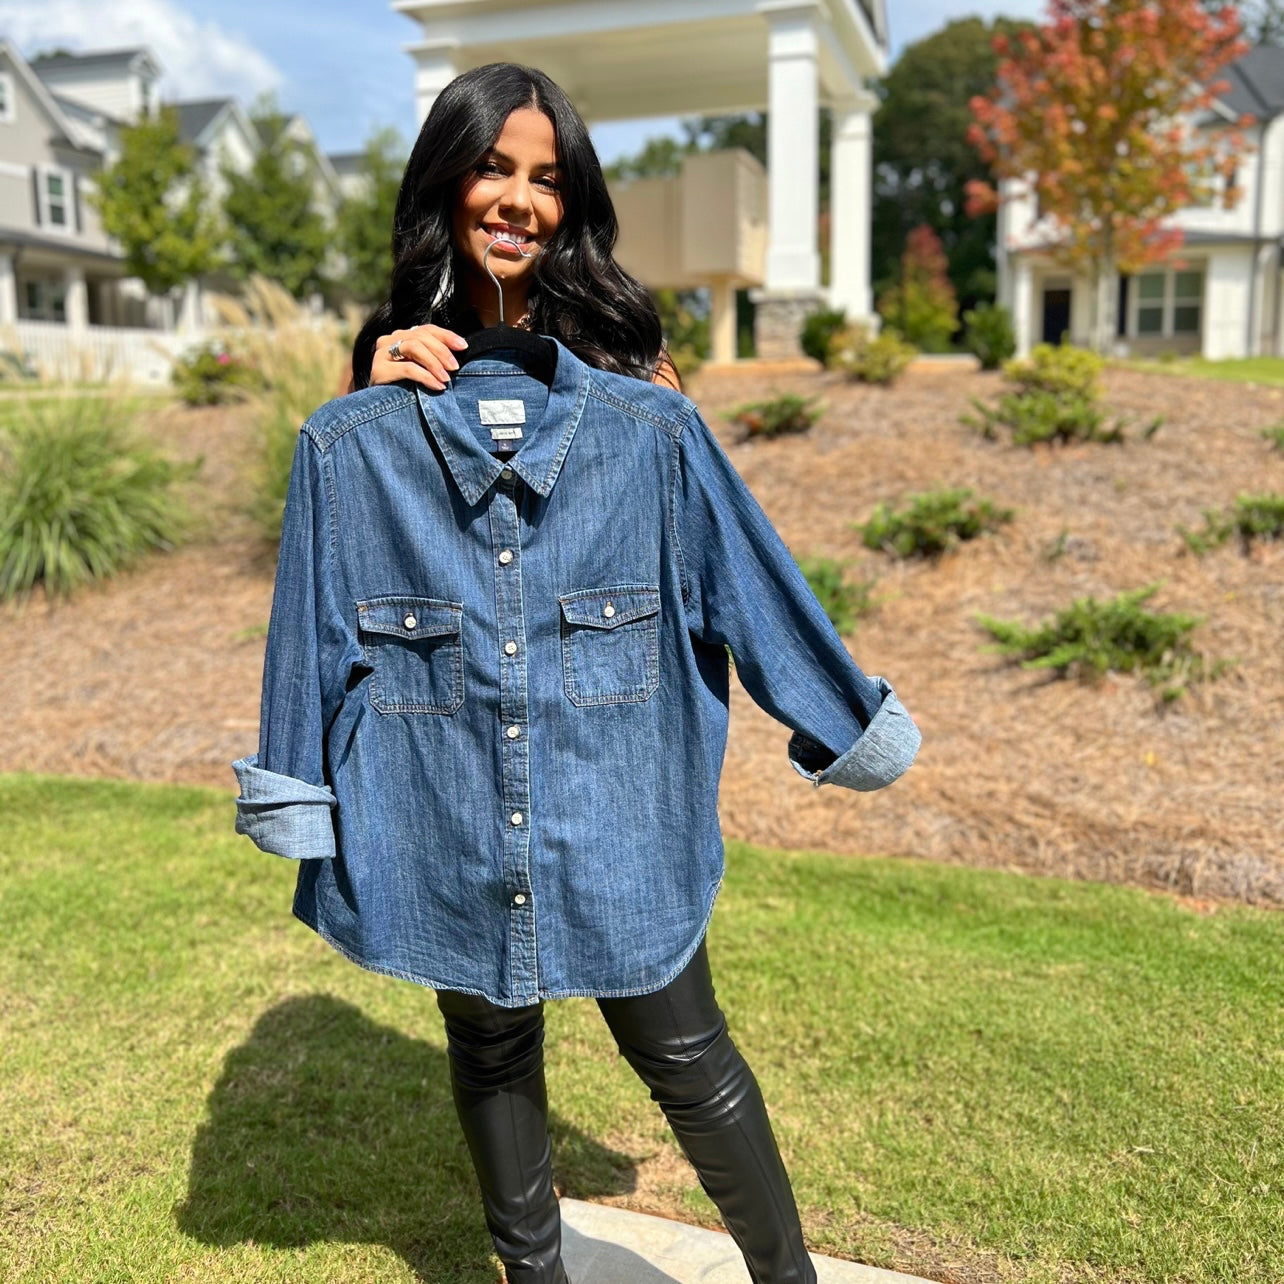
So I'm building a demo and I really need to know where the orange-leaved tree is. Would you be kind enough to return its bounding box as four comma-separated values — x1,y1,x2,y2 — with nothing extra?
966,0,1250,353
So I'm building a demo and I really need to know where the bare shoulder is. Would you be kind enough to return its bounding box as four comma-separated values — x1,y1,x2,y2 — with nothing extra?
651,351,682,392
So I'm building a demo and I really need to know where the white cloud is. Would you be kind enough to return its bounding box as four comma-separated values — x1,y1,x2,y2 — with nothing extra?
3,0,281,103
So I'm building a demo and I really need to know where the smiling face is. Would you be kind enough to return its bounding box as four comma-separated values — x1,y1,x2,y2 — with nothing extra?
452,106,564,313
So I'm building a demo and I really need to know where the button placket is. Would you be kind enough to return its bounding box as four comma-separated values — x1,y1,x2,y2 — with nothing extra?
488,475,537,992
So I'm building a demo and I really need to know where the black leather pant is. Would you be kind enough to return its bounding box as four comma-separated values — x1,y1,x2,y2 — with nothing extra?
436,939,817,1284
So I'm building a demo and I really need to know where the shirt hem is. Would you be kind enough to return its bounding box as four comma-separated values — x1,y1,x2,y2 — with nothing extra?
293,874,723,1008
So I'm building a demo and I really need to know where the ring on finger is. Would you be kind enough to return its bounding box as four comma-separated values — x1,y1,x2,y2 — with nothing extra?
388,340,405,361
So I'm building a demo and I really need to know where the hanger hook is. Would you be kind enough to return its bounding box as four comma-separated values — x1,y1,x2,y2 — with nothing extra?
482,237,538,326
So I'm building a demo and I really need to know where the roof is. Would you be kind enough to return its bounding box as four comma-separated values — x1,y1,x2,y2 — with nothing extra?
1214,44,1284,121
174,98,232,144
327,151,365,175
0,226,123,266
52,93,124,126
29,46,160,75
0,39,101,153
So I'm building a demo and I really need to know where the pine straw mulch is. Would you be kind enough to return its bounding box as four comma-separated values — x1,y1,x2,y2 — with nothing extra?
3,365,1281,906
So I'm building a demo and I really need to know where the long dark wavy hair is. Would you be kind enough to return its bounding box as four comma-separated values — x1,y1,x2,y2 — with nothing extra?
350,63,665,388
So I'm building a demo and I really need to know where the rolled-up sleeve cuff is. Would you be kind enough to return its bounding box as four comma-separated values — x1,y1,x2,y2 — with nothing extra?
787,676,921,791
232,754,337,860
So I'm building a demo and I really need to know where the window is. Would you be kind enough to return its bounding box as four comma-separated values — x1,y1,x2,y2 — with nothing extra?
0,72,13,124
1130,267,1204,340
1173,270,1203,334
35,165,76,232
45,171,68,226
1137,272,1165,335
23,278,67,322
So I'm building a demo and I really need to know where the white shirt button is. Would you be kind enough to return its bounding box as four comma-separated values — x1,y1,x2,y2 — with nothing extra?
506,725,520,739
403,613,417,630
500,467,514,480
504,641,518,655
510,811,523,825
603,602,616,618
498,549,514,565
513,893,527,906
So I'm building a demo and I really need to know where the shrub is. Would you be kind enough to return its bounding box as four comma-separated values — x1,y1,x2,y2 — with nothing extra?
976,583,1225,702
656,288,709,378
857,487,1014,558
0,346,38,383
1003,343,1104,399
961,302,1016,370
876,225,959,352
207,276,352,543
728,394,823,439
799,307,848,366
962,342,1161,446
1261,421,1284,452
171,341,266,406
0,395,196,600
828,324,917,386
797,555,876,635
1179,492,1284,555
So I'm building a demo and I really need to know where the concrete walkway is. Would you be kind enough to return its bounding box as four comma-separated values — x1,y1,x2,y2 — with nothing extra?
559,1199,936,1284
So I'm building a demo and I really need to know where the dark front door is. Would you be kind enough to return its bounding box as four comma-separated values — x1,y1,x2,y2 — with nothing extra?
1042,288,1072,345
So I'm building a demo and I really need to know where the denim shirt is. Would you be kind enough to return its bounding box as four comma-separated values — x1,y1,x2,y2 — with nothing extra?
232,337,920,1007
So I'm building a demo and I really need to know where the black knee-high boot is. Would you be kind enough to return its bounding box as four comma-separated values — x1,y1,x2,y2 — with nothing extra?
598,942,817,1284
436,990,569,1284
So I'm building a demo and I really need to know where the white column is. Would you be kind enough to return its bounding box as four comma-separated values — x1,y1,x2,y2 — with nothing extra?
177,280,203,334
709,277,737,364
63,265,88,330
411,42,459,125
829,92,877,321
0,253,16,325
1012,257,1034,358
764,6,820,293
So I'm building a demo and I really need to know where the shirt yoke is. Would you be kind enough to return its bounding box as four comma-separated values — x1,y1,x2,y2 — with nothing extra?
302,384,420,452
583,368,699,441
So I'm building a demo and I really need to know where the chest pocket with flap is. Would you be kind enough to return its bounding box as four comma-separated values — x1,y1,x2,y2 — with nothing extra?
356,596,464,715
558,585,661,707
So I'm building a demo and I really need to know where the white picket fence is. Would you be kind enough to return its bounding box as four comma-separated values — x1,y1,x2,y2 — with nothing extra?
7,320,203,385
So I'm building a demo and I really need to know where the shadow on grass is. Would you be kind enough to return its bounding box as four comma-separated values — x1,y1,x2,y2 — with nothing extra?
175,995,637,1282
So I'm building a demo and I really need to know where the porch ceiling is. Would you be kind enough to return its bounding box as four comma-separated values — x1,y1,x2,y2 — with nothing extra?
397,0,884,119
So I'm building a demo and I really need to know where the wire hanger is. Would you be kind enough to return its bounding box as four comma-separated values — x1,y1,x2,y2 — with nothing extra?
453,237,557,385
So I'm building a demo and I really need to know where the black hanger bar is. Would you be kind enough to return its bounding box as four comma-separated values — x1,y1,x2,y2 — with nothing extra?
456,326,556,384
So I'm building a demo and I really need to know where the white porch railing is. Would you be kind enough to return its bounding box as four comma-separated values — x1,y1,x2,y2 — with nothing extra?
5,320,205,385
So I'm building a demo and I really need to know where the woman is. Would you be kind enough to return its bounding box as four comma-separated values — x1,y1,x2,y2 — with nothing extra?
236,62,919,1284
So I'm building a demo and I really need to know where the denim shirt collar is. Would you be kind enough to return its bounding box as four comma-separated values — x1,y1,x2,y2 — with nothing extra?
415,335,592,507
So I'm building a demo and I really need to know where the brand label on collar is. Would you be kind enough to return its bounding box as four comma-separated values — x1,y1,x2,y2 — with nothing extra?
489,425,524,441
479,399,527,426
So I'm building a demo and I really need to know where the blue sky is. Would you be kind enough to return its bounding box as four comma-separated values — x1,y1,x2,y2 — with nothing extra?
5,0,1044,160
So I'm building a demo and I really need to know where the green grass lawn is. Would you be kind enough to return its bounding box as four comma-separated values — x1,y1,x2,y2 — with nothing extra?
1118,355,1284,388
2,773,1281,1284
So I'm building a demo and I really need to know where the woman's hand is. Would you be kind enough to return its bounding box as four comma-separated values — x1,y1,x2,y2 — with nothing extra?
370,325,470,391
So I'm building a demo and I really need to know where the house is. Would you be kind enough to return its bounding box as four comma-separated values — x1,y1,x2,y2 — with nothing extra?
0,41,146,342
394,0,888,359
328,151,368,202
174,97,260,206
997,44,1284,361
0,42,335,381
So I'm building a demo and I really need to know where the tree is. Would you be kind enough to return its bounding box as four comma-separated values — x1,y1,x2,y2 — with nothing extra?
603,135,694,182
222,97,330,299
89,105,219,296
873,17,1034,314
1234,0,1284,43
968,0,1250,352
876,225,960,351
334,127,406,305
